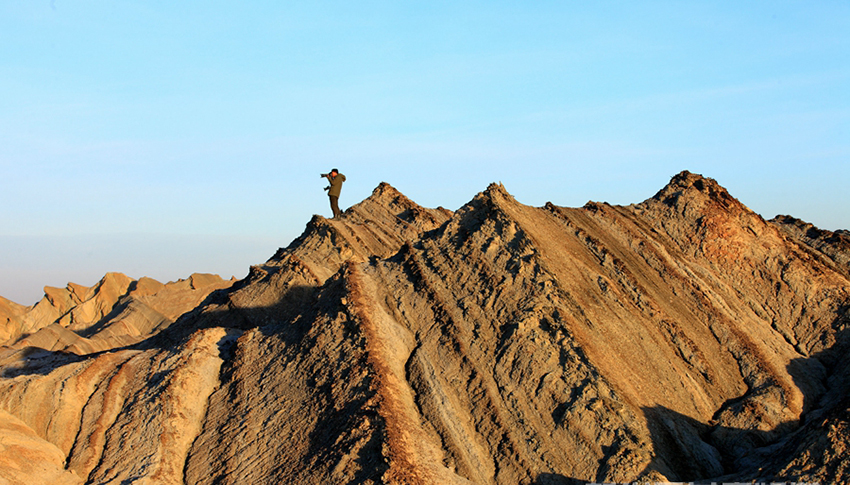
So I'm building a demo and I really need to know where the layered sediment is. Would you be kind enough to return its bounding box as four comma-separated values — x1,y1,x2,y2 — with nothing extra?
0,172,847,484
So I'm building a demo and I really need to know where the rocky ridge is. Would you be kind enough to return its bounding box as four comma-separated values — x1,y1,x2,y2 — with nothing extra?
0,172,847,484
0,272,234,357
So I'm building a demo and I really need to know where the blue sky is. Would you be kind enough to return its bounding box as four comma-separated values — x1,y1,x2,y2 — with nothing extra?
2,1,848,305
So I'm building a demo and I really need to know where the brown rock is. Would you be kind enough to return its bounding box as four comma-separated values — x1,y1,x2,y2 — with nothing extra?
0,173,847,484
0,297,27,344
0,272,235,355
0,409,81,485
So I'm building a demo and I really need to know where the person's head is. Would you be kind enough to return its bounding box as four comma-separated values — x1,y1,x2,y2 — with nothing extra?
330,168,338,176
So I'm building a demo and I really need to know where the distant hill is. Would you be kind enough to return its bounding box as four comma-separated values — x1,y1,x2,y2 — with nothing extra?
0,172,847,484
0,272,234,356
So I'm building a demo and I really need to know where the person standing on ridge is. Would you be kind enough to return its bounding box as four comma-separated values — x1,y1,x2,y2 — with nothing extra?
321,168,346,218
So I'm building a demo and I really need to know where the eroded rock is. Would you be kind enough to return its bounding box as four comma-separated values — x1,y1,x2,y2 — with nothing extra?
0,175,847,484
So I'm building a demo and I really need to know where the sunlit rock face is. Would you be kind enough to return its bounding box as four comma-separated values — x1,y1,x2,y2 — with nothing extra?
0,172,847,484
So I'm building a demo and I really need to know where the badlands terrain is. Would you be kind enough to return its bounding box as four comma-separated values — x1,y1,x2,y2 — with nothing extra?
0,171,848,484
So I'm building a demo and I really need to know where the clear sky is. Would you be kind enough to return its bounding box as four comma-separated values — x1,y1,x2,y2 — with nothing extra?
2,2,848,305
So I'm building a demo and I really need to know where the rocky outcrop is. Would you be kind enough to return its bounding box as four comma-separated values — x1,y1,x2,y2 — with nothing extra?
0,273,235,356
0,175,848,484
0,297,27,345
771,214,850,279
0,327,236,484
0,409,81,484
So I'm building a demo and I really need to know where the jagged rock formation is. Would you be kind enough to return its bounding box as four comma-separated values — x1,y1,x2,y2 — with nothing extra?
0,272,235,357
0,173,847,484
772,214,850,279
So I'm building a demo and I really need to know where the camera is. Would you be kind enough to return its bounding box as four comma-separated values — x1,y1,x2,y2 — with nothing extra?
320,173,329,178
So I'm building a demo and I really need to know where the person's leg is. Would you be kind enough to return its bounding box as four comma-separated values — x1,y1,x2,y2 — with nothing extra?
330,195,341,218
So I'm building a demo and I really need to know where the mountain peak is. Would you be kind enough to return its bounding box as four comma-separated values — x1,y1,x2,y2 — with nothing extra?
646,170,746,215
459,182,516,214
347,182,445,220
371,181,405,198
481,182,512,201
657,170,731,199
